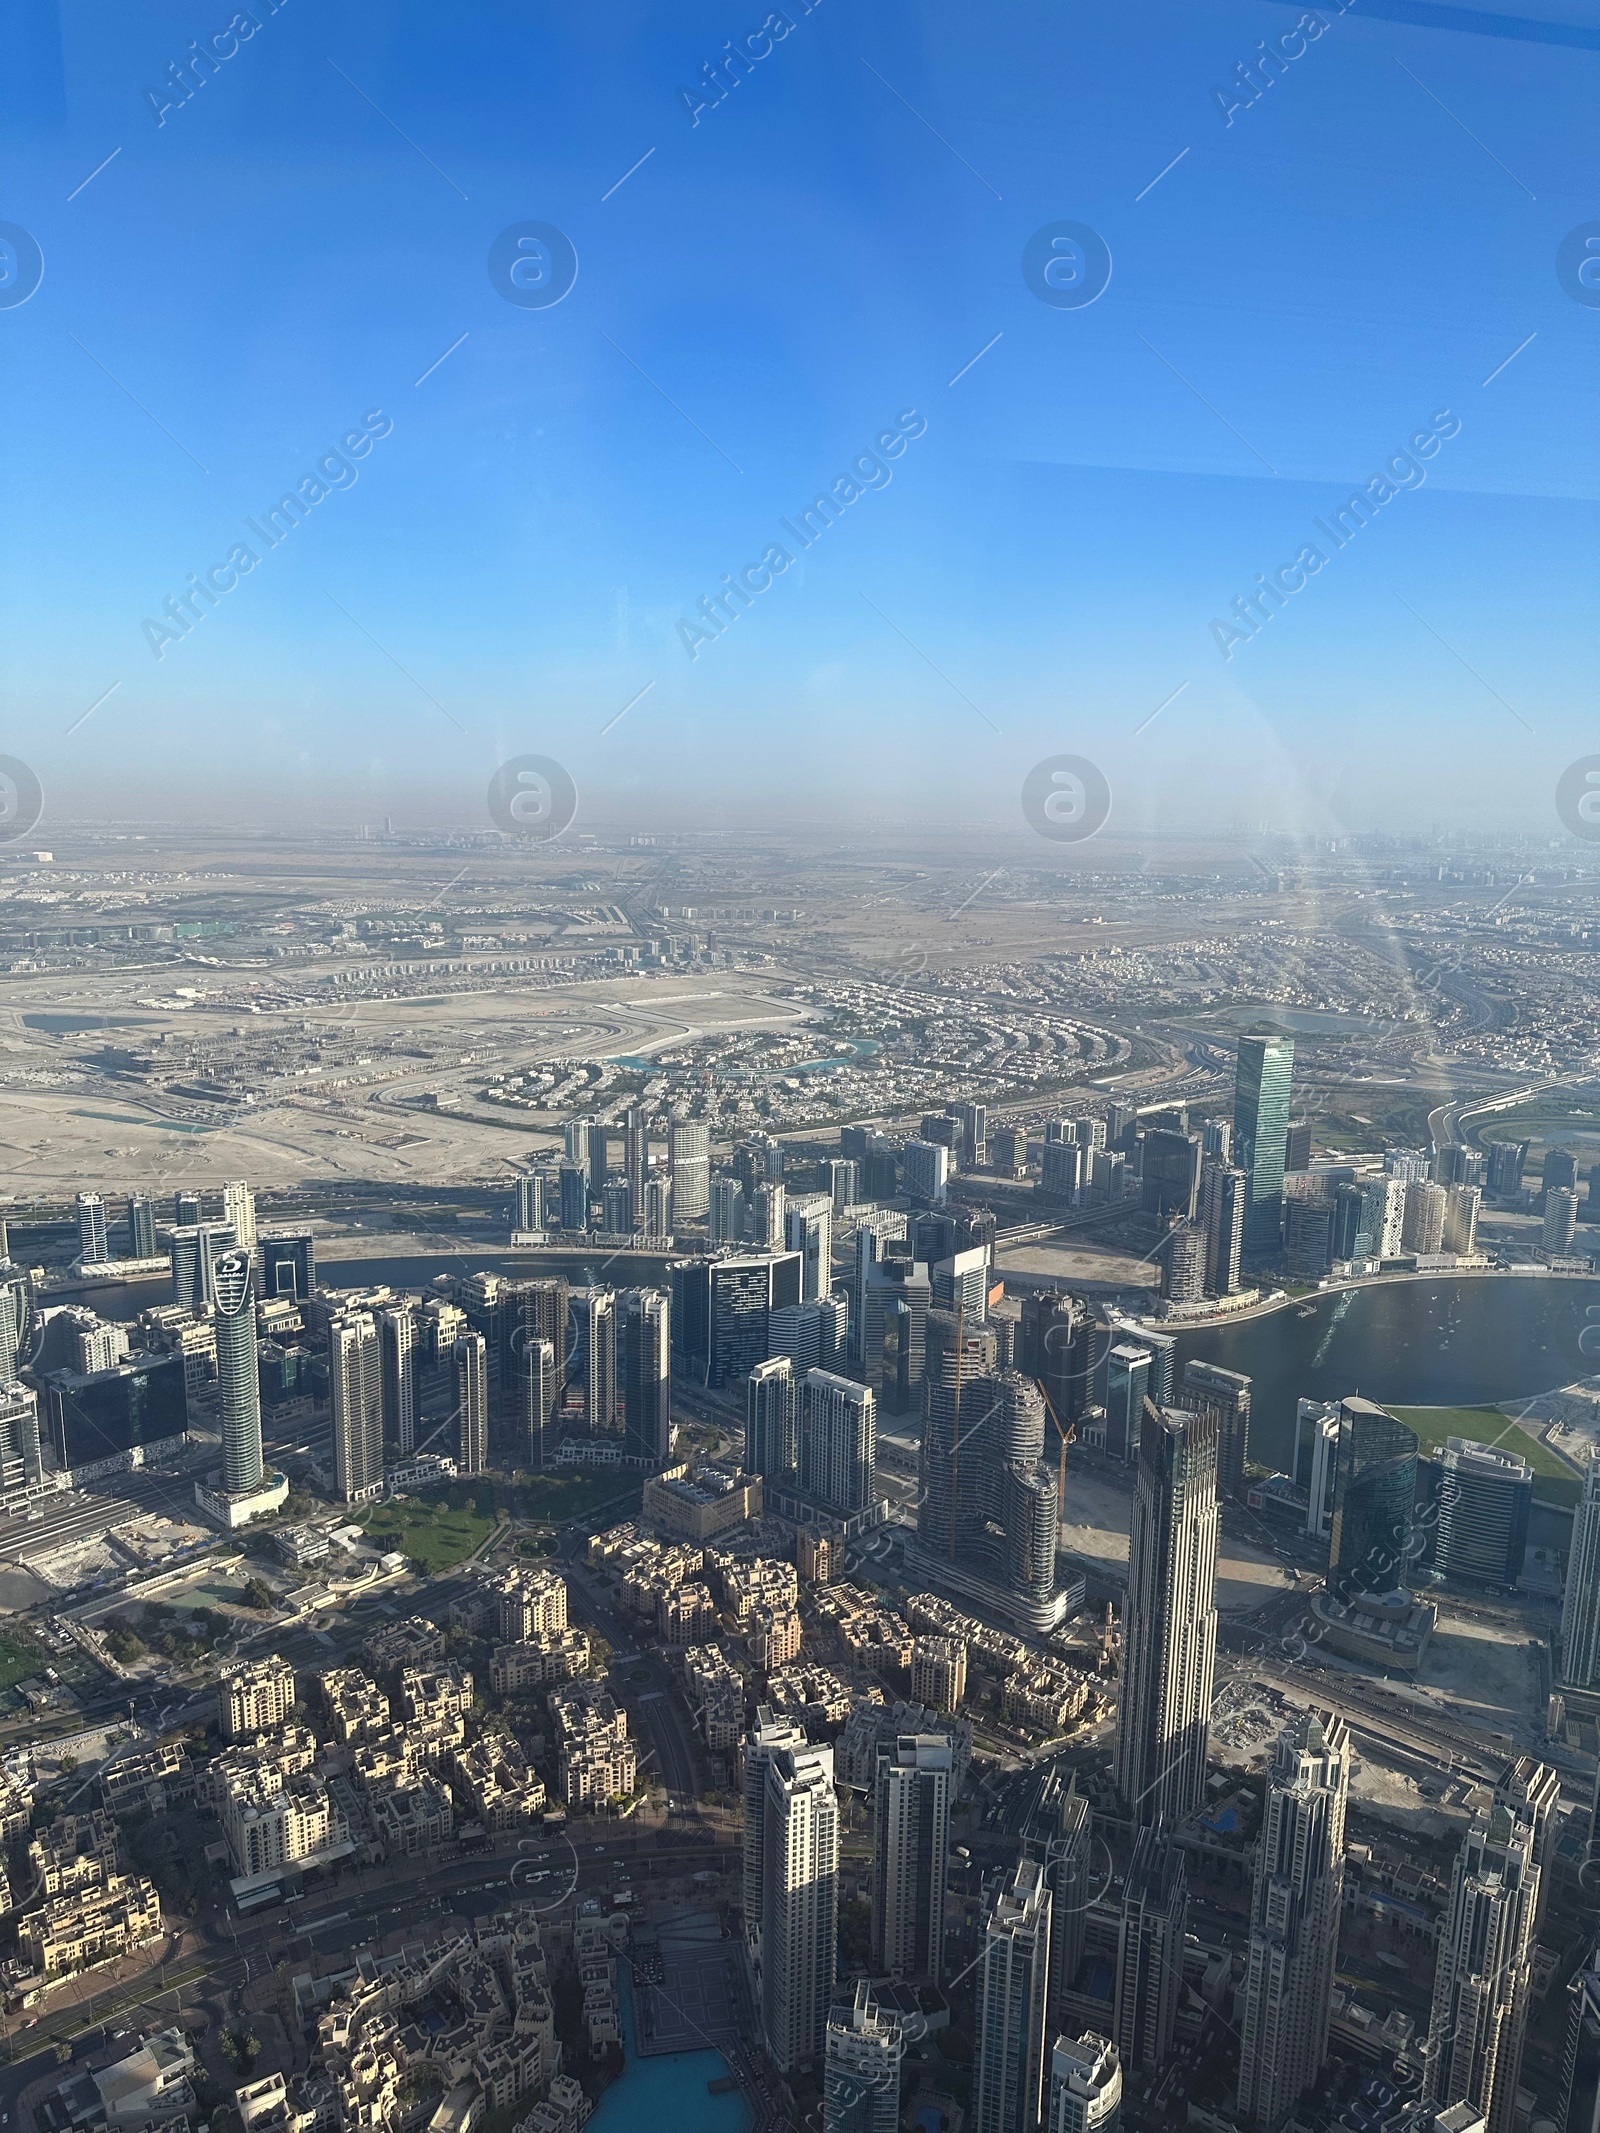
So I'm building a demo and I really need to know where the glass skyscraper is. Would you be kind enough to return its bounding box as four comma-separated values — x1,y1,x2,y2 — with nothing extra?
213,1248,264,1496
1233,1033,1295,1259
1328,1398,1418,1601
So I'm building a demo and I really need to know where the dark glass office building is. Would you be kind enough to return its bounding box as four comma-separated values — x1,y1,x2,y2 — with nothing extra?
42,1352,188,1471
1328,1398,1418,1600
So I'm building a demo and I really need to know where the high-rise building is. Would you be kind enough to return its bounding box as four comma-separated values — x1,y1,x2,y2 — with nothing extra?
1199,1161,1246,1296
902,1139,950,1208
1298,1398,1341,1540
1104,1345,1151,1465
786,1195,834,1302
1404,1179,1448,1254
514,1172,547,1233
747,1355,799,1482
1284,1197,1336,1280
222,1180,257,1251
801,1369,875,1515
174,1189,201,1226
1546,1188,1581,1254
506,1277,567,1464
376,1303,416,1453
75,1193,108,1264
710,1174,745,1246
1561,1956,1600,2133
454,1331,489,1476
748,1179,786,1252
1201,1117,1232,1161
1562,1456,1600,1690
1423,1800,1541,2133
827,1156,862,1211
170,1222,237,1309
1041,1138,1082,1203
974,1858,1052,2133
870,1735,952,1984
1495,1756,1561,1938
1233,1034,1294,1259
919,1316,1060,1628
1328,1398,1417,1601
761,1741,839,2076
0,1263,31,1385
824,1983,904,2133
126,1194,157,1260
602,1180,634,1234
1423,1439,1533,1589
619,1286,670,1465
1142,1130,1203,1222
329,1311,384,1503
571,1286,618,1436
1181,1361,1252,1501
1444,1183,1482,1256
259,1229,316,1303
949,1101,987,1171
581,1119,610,1192
1115,1403,1219,1831
1486,1140,1529,1201
669,1117,711,1222
1162,1224,1206,1304
1284,1119,1313,1173
0,1382,43,1493
623,1105,648,1214
1237,1710,1350,2127
1048,2034,1121,2133
1545,1146,1581,1204
1115,1826,1187,2075
1035,1769,1093,2036
642,1175,673,1238
558,1163,589,1232
212,1248,263,1496
743,1705,809,1950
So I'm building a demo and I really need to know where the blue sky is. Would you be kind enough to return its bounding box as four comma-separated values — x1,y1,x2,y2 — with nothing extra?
1,0,1597,835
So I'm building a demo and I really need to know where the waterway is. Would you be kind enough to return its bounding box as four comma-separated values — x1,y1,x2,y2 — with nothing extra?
1174,1274,1599,1472
588,1971,750,2133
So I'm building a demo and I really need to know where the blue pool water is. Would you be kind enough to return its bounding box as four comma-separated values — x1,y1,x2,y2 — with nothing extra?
587,1972,751,2133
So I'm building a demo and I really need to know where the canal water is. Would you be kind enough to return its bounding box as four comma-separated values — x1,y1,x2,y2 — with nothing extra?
1174,1274,1599,1472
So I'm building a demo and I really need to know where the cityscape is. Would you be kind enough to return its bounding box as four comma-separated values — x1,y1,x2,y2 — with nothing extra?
3,6,1597,2133
0,824,1591,2133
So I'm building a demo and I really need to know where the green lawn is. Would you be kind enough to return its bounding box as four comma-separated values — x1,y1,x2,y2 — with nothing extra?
1390,1404,1583,1508
0,1627,46,1693
358,1481,503,1569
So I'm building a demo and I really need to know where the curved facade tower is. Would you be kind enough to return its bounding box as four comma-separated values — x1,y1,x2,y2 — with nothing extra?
212,1248,264,1496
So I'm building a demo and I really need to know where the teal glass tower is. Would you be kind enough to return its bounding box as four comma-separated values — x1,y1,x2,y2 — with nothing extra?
1233,1033,1295,1259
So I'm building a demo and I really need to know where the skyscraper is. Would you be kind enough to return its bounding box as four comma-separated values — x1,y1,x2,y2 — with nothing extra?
1233,1033,1295,1259
786,1194,834,1302
974,1858,1052,2133
1048,2034,1122,2133
1181,1361,1252,1501
1035,1768,1093,2034
557,1163,588,1232
1424,1801,1541,2133
710,1174,745,1246
571,1287,618,1436
1546,1188,1581,1254
514,1172,546,1233
329,1311,384,1503
171,1221,237,1309
747,1355,799,1482
1199,1160,1246,1296
642,1174,673,1238
949,1100,986,1170
669,1116,711,1221
1237,1709,1350,2127
222,1179,256,1251
761,1741,839,2076
1141,1129,1203,1222
1103,1345,1151,1465
902,1139,949,1207
506,1277,567,1464
1115,1403,1219,1831
1327,1398,1418,1601
1115,1827,1187,2075
126,1194,157,1259
824,1984,904,2133
623,1105,648,1214
619,1286,670,1465
454,1331,489,1476
1404,1178,1449,1254
1561,1957,1600,2133
801,1369,876,1515
376,1303,416,1453
259,1229,315,1302
1162,1224,1205,1304
870,1734,952,1983
1562,1456,1600,1690
212,1248,263,1497
1426,1440,1533,1589
0,1263,33,1384
75,1193,108,1264
743,1704,809,1952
